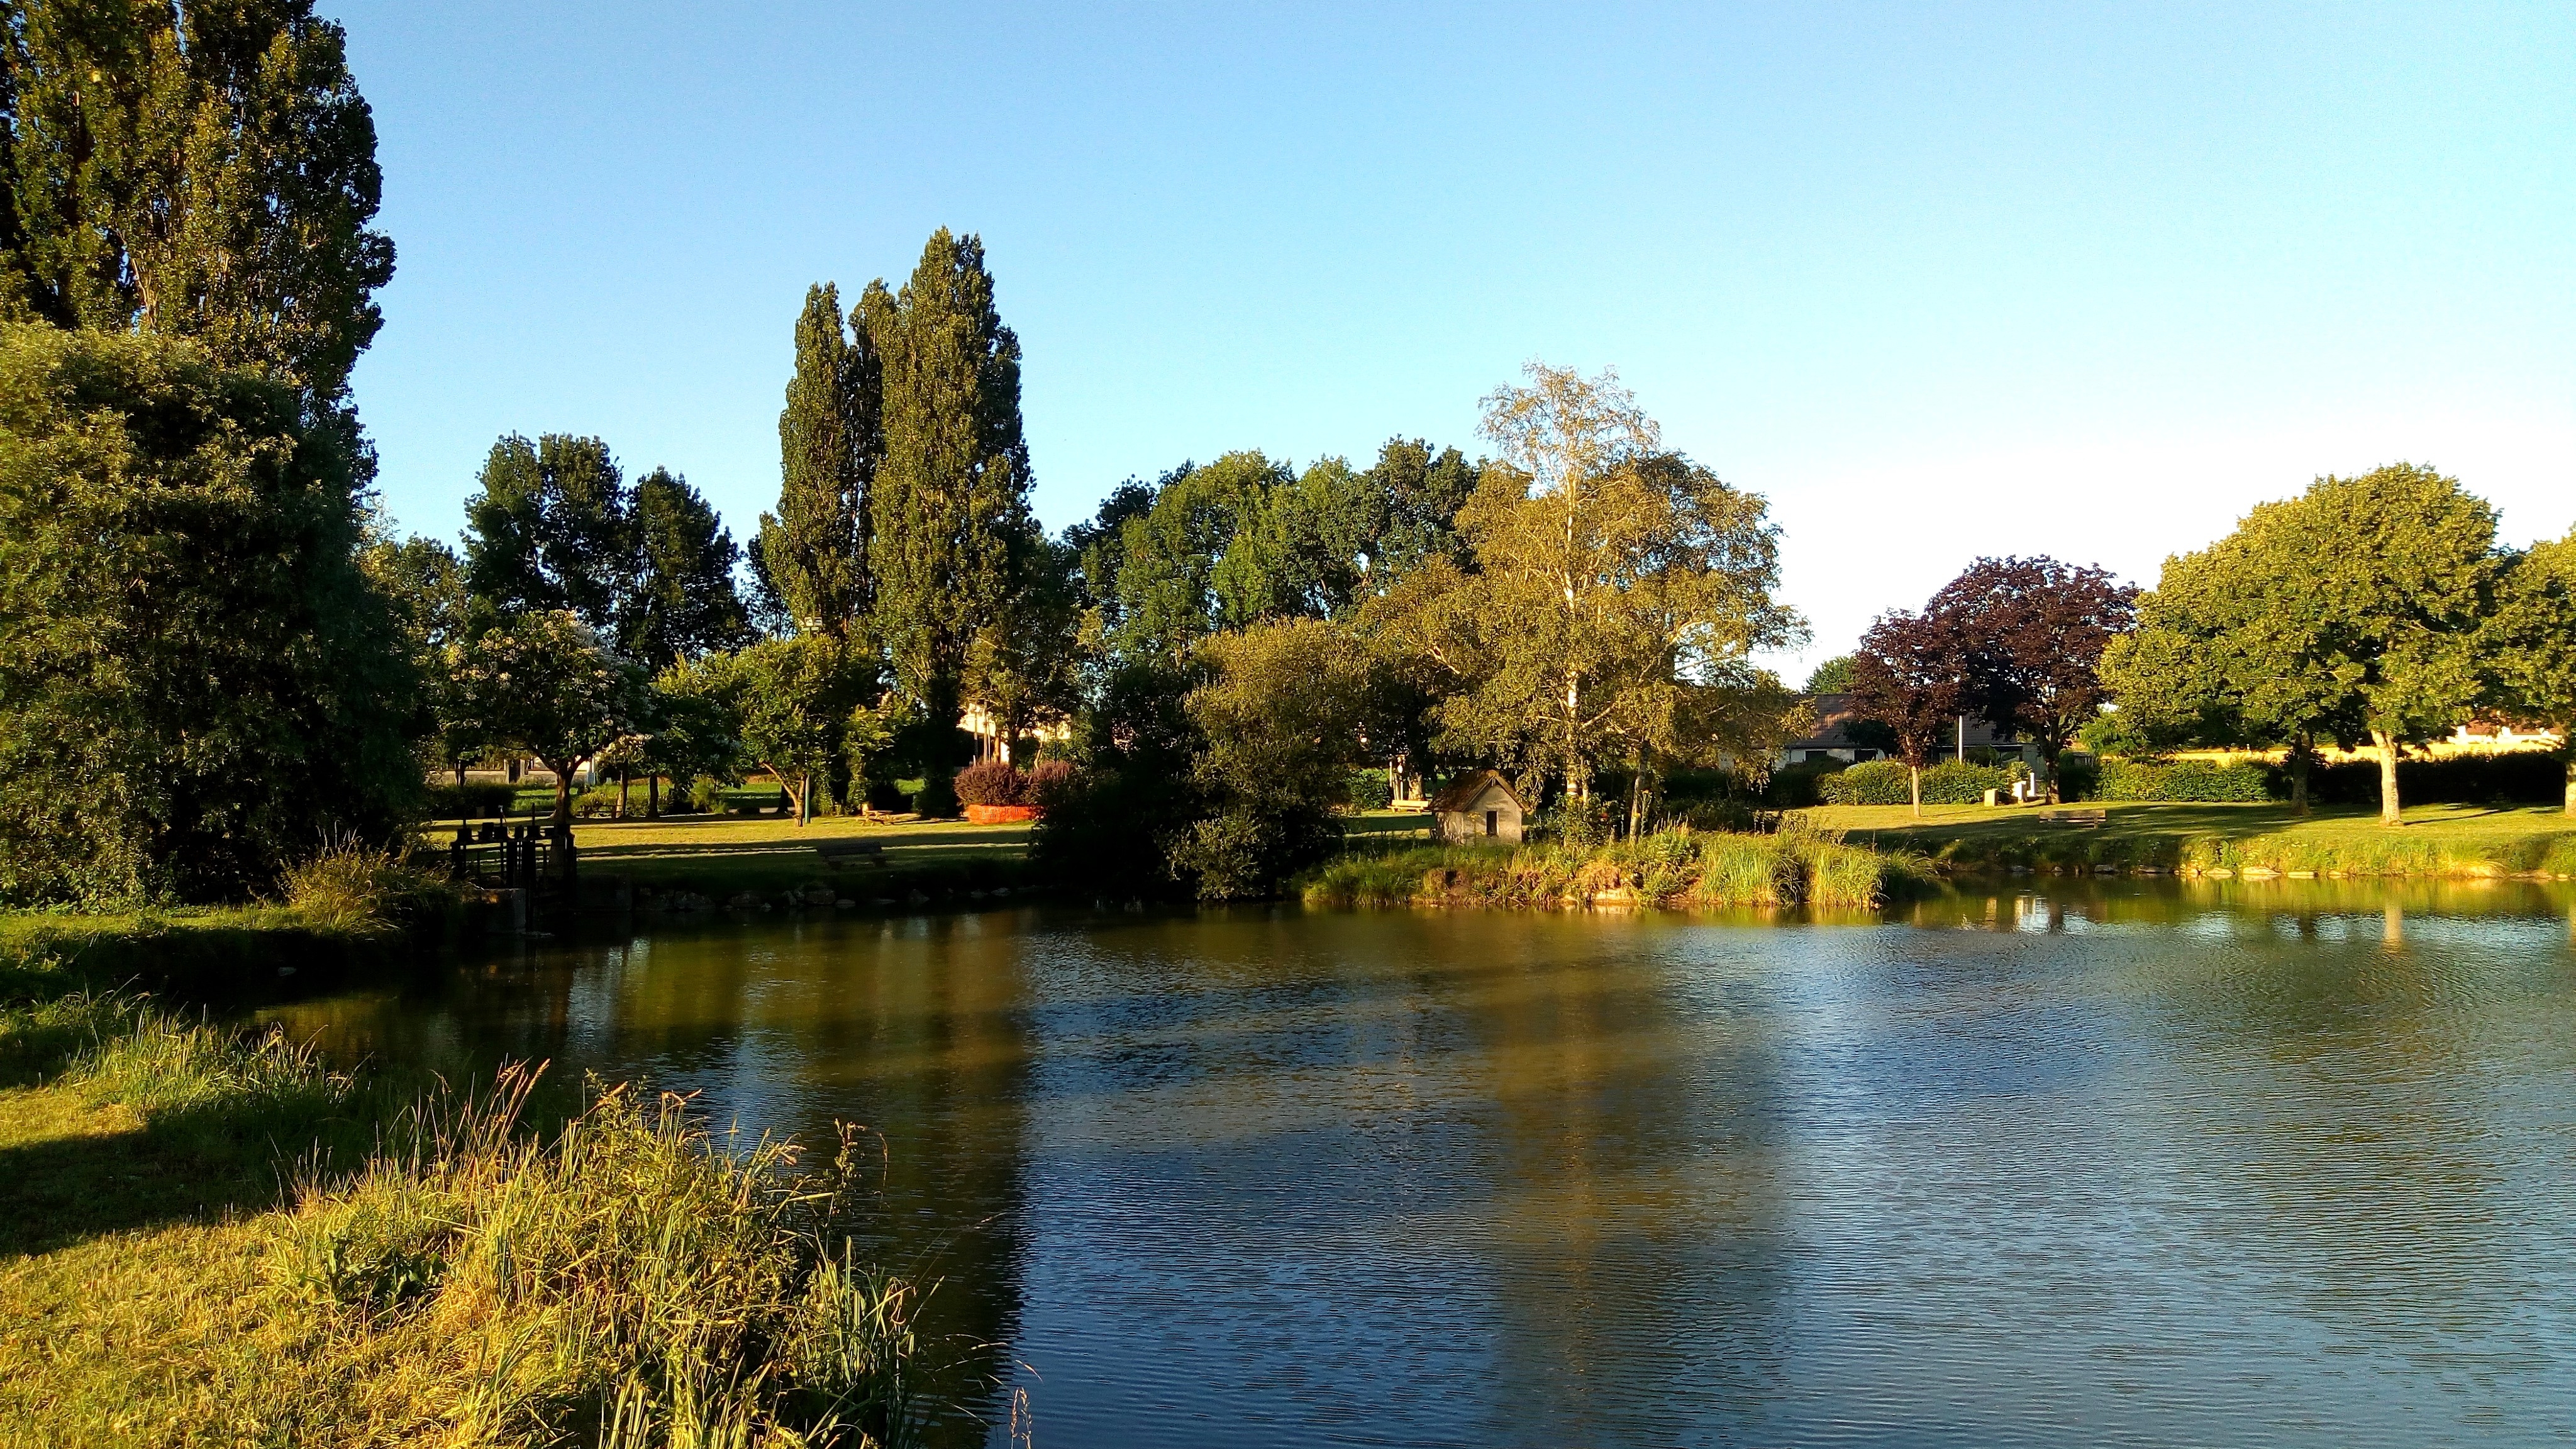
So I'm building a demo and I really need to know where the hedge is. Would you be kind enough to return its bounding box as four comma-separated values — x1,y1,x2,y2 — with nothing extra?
1817,758,2020,806
2094,758,2270,802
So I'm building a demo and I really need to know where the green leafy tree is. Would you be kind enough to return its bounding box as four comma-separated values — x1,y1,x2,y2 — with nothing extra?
1804,655,1857,694
441,610,635,830
757,282,879,639
1111,451,1287,657
1368,365,1803,812
967,535,1085,758
362,533,477,783
1360,437,1482,583
664,636,875,826
863,230,1036,745
0,325,416,902
0,0,394,409
2104,464,2500,823
1172,618,1371,900
2488,529,2576,814
625,467,750,670
462,433,631,633
1065,470,1174,631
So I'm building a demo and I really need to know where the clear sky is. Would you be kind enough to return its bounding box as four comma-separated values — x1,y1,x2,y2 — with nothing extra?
331,1,2573,677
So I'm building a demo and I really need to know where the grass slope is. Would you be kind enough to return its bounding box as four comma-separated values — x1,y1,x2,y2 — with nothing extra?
1801,801,2576,876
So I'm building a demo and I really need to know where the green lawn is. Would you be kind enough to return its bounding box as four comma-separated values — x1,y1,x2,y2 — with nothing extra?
545,811,1033,899
1796,800,2576,875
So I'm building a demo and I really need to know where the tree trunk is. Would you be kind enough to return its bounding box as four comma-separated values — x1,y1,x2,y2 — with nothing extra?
616,767,628,820
800,775,816,827
2562,741,2575,817
2371,730,2402,825
648,774,661,820
547,758,575,829
1910,763,1923,818
2039,744,2062,805
454,760,468,789
2289,733,2312,817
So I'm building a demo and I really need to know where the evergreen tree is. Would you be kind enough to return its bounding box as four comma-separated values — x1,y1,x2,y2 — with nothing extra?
625,467,750,670
756,282,879,638
0,0,394,408
864,229,1036,734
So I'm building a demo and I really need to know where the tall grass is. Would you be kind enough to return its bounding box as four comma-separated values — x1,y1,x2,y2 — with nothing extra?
1,987,932,1448
277,835,450,935
292,1069,923,1447
1298,824,1902,911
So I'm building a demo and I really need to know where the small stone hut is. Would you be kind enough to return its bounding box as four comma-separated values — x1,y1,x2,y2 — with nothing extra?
1431,770,1527,844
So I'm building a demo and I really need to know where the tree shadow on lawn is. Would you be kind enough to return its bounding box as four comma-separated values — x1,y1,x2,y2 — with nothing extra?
0,1093,334,1259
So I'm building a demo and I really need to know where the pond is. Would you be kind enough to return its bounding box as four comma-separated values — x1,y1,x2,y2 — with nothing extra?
269,879,2576,1447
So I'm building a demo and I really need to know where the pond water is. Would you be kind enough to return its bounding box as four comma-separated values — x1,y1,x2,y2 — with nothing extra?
270,880,2576,1447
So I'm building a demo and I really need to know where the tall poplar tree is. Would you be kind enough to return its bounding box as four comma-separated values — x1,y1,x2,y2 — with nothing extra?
865,229,1036,736
757,282,879,638
0,0,394,411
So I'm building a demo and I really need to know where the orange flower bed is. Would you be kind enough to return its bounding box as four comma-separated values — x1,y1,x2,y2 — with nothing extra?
964,804,1039,824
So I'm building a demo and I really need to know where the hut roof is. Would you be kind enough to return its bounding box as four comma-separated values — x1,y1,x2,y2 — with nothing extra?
1428,769,1526,815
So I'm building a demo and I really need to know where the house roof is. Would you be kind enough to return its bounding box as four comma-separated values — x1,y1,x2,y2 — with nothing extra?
1429,769,1526,815
1786,692,2018,752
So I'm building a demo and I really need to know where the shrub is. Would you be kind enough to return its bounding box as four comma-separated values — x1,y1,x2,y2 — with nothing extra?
2304,750,2565,806
1817,758,2018,806
952,760,1024,808
422,781,516,819
1025,759,1077,809
1343,768,1394,812
1765,759,1845,808
279,838,448,934
2055,752,2101,801
2096,758,2270,802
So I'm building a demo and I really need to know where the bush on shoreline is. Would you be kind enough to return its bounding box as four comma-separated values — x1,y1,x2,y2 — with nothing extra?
1299,824,1906,911
1818,759,2023,806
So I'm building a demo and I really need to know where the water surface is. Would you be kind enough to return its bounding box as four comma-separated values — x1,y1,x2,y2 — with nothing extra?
274,879,2576,1446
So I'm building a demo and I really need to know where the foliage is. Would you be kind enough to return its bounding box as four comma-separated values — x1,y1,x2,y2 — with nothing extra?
1803,655,1856,694
423,781,518,819
663,635,877,826
440,610,635,824
865,230,1036,741
758,281,880,640
1344,768,1396,812
1848,608,1963,812
1926,555,2135,793
952,760,1025,807
277,836,448,935
0,325,418,904
1297,824,1898,911
1818,759,2021,806
2486,529,2576,813
0,0,394,410
1029,657,1209,899
2094,758,2271,802
2301,750,2566,808
2104,464,2503,823
1366,364,1804,809
463,433,631,633
1170,618,1374,899
626,467,752,669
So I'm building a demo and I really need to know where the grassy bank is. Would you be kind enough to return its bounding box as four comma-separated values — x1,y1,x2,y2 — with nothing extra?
0,945,927,1446
1300,825,1909,911
550,813,1033,906
1800,801,2576,878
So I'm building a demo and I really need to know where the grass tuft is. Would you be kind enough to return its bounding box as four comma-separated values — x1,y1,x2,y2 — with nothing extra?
1298,824,1902,911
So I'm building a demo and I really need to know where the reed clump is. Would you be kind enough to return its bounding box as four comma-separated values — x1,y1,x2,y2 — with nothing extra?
0,984,930,1448
1299,823,1905,911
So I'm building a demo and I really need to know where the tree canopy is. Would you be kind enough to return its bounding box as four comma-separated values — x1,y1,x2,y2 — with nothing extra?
1926,555,2135,799
757,282,878,640
0,0,394,410
2103,463,2500,822
0,324,415,902
1848,608,1963,816
2487,528,2576,814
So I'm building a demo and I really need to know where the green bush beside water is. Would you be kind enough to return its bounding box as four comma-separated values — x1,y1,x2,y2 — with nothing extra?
1299,826,1907,910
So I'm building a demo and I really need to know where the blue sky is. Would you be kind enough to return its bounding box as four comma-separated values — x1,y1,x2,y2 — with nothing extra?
333,1,2573,675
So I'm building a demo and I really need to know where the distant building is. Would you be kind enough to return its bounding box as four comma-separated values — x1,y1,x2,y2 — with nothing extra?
2446,717,2563,751
1781,692,2036,767
962,702,1072,764
1431,769,1527,843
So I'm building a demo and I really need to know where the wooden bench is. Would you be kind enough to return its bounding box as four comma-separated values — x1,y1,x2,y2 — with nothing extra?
2039,809,2107,828
814,840,885,867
